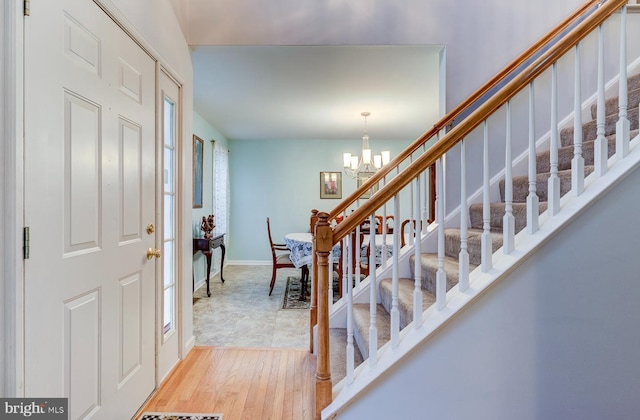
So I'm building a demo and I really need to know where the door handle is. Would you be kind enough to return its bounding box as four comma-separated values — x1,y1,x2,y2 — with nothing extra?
146,248,161,260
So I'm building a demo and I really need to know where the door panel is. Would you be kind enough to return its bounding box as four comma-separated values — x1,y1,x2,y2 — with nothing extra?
24,1,156,418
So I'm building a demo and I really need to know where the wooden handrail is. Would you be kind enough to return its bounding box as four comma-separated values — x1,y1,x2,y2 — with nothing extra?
328,0,601,221
332,0,627,243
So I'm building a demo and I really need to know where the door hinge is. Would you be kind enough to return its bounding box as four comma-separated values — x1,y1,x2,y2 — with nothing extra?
24,0,30,16
23,227,30,259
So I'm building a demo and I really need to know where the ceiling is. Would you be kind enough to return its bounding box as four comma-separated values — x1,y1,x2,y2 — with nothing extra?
191,45,442,142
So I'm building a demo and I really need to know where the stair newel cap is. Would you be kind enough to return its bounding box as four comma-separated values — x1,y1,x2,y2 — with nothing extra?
315,212,334,253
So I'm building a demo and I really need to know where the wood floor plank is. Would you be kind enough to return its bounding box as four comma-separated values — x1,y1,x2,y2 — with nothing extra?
240,349,274,420
137,347,315,420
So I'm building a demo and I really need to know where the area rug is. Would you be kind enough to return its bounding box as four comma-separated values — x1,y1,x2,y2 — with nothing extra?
140,413,222,420
282,276,341,310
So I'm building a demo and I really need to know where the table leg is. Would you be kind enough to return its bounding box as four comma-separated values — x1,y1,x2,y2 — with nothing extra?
219,244,226,283
204,250,212,297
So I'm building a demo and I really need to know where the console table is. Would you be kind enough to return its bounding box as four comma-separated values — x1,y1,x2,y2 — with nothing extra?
193,233,226,297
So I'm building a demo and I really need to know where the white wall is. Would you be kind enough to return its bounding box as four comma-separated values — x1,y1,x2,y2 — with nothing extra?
337,164,640,420
228,137,415,262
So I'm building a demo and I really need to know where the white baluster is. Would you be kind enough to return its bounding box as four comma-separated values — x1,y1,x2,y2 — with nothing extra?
413,175,423,327
527,82,540,234
617,4,630,159
481,121,493,272
368,214,378,367
503,102,515,253
424,167,431,233
341,231,348,302
346,233,354,384
355,223,361,285
436,158,446,310
572,44,585,196
391,194,400,348
595,24,608,176
459,140,469,292
548,62,561,215
381,177,388,267
422,170,429,233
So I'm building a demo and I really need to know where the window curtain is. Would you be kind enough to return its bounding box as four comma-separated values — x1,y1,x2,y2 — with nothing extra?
212,140,230,240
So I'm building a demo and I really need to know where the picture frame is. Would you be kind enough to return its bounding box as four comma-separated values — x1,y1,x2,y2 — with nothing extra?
193,135,204,208
320,172,342,199
357,177,379,199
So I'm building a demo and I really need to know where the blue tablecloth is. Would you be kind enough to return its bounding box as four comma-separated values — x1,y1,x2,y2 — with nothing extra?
284,232,341,268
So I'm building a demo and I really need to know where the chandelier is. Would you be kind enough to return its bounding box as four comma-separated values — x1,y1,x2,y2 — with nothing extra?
343,112,390,180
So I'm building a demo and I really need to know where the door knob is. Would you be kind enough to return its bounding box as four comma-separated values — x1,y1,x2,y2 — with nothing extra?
146,223,155,234
146,248,161,260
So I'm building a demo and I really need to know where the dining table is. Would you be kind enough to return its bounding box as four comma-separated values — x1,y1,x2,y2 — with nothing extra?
284,232,341,268
284,232,396,268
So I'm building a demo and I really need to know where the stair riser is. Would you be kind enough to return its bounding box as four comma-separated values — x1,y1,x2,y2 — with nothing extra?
444,230,502,266
590,88,640,120
560,106,638,147
469,202,548,232
502,167,594,203
536,134,618,173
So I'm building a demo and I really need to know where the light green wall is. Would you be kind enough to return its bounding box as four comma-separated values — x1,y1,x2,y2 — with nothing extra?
192,112,228,284
228,137,413,263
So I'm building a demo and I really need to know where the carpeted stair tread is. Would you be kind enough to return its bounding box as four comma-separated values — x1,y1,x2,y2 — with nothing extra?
379,277,436,330
352,304,391,360
329,328,364,383
444,228,503,266
590,86,640,120
627,73,640,92
560,107,639,147
469,201,548,233
502,167,594,203
409,253,477,294
537,135,611,173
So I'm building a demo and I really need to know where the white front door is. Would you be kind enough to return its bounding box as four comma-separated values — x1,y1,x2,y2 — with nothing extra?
24,0,156,418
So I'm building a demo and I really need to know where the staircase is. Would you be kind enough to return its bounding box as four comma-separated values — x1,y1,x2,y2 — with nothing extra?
312,2,640,418
349,71,640,364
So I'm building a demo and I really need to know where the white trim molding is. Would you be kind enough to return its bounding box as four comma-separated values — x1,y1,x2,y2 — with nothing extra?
2,0,25,398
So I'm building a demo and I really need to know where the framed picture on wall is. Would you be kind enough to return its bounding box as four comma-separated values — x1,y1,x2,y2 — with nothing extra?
193,135,204,208
320,172,342,199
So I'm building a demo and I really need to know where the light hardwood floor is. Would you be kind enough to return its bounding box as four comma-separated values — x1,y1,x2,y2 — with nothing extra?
136,346,316,420
136,265,316,419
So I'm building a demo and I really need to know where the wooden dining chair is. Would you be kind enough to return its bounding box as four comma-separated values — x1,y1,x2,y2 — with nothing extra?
401,218,423,247
267,217,308,296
